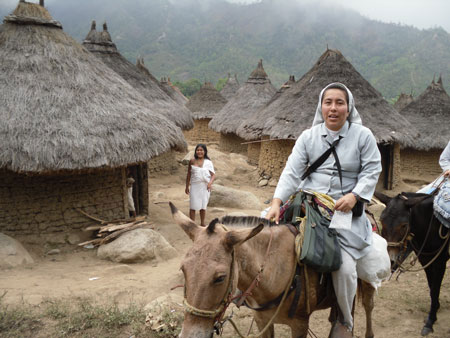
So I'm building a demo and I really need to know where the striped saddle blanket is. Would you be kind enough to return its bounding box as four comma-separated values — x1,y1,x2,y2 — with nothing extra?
434,177,450,228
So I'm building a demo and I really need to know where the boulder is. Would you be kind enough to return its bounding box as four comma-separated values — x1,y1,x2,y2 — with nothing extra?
97,229,178,263
258,179,269,187
209,185,262,210
0,233,34,268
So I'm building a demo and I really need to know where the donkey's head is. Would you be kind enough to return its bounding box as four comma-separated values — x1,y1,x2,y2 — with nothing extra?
169,202,263,338
374,191,429,267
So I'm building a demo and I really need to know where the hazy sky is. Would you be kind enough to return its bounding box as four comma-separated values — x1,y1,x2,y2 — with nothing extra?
1,0,449,32
228,0,450,32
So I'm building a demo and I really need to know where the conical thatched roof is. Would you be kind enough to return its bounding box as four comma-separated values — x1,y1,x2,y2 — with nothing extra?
82,21,193,130
159,76,189,106
185,82,227,119
399,77,450,150
209,60,276,134
0,1,186,173
238,49,418,146
220,73,240,100
394,93,414,111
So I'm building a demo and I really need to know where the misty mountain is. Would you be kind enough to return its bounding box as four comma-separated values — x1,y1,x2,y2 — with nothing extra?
1,0,449,100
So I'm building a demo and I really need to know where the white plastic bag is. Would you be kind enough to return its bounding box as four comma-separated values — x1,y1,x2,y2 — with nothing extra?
356,233,391,289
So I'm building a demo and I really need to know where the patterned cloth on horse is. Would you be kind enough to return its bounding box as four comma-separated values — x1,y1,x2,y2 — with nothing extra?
434,178,450,229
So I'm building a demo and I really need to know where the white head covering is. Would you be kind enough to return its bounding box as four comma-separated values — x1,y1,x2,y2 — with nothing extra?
312,82,362,127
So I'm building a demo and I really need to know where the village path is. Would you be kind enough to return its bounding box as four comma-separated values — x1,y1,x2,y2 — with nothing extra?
0,143,449,337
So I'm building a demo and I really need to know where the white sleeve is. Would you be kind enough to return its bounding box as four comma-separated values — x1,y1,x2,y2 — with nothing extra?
439,141,450,171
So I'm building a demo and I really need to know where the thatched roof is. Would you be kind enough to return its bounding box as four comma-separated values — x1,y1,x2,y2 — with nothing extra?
238,49,418,146
399,76,450,150
159,76,189,106
82,21,193,130
220,73,240,100
394,92,414,111
209,60,276,134
0,1,186,173
185,82,227,119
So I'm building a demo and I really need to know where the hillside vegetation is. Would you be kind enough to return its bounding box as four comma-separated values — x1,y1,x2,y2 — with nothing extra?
1,0,449,100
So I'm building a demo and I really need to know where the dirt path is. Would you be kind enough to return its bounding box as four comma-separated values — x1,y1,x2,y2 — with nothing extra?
1,143,449,337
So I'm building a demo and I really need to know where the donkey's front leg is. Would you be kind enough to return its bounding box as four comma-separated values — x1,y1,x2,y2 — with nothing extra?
361,281,375,338
289,317,310,338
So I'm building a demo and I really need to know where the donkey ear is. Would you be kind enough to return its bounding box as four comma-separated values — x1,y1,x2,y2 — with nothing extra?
169,202,200,241
404,195,430,208
223,223,265,249
373,191,392,205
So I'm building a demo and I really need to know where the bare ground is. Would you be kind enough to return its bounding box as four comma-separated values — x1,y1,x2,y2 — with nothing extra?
1,143,449,338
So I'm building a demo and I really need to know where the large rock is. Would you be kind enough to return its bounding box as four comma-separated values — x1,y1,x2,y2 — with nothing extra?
0,233,34,268
97,229,178,263
209,185,262,210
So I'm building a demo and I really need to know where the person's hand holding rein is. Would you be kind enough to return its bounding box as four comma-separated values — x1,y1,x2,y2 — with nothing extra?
335,193,357,213
444,169,450,177
265,198,282,224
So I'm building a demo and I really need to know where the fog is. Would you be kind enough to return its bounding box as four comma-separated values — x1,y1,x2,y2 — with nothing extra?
226,0,450,32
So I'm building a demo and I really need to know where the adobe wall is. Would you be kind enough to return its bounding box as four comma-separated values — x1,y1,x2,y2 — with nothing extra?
183,119,220,144
219,133,247,154
0,168,128,235
401,147,442,181
258,138,295,179
247,142,261,165
148,149,179,174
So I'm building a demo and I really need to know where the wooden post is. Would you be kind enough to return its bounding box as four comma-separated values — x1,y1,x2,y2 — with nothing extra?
39,0,44,6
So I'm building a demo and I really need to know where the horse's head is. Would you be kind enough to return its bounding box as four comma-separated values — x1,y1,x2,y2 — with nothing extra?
374,191,429,269
169,202,264,338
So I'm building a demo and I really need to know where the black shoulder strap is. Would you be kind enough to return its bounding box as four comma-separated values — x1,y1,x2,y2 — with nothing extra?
300,137,341,180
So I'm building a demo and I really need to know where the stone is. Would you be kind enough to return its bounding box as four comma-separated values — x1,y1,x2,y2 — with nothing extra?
181,151,194,165
97,229,178,263
258,179,269,187
46,249,61,255
233,167,248,175
0,233,34,268
208,185,262,210
268,178,278,187
66,233,80,245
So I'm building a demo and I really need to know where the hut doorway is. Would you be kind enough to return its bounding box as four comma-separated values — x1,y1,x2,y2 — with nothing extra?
378,143,393,190
127,164,148,216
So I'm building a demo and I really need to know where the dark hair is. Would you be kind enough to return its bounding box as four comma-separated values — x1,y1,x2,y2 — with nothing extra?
194,144,210,160
321,84,349,105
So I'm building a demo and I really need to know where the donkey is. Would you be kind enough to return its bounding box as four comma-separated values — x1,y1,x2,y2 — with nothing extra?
375,192,450,336
170,202,375,338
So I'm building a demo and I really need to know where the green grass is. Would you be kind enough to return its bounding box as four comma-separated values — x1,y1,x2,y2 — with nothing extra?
0,296,185,337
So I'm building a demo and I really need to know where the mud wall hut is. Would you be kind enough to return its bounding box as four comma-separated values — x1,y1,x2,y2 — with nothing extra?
0,1,186,235
399,77,450,180
237,75,295,165
184,82,227,144
159,76,189,106
209,60,276,157
244,49,418,189
394,93,414,112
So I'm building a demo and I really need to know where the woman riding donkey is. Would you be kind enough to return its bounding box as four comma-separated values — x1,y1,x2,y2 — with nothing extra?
266,83,382,337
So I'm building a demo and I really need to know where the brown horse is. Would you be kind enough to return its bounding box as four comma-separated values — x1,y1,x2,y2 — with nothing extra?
170,202,375,338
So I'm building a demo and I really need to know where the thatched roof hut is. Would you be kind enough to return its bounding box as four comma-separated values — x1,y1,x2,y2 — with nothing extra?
82,21,193,130
209,60,276,154
183,82,227,143
160,76,189,106
399,77,449,150
394,92,414,111
245,49,419,188
185,82,227,119
220,73,240,100
398,77,450,180
0,1,186,234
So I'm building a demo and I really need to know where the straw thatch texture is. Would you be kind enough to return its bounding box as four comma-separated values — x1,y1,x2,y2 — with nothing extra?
82,22,193,130
0,2,186,173
394,93,414,111
399,77,450,150
238,49,419,146
159,76,189,106
220,73,240,100
209,60,276,134
185,82,227,119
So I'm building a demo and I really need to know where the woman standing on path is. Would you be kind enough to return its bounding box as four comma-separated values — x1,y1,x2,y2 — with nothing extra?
185,144,216,226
